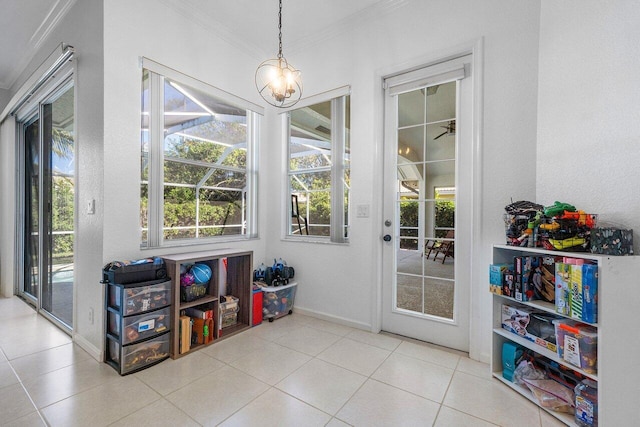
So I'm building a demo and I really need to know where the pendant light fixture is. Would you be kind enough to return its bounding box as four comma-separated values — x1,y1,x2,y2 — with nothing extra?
255,0,302,108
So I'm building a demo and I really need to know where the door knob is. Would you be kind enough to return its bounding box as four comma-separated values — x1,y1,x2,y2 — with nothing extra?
383,234,392,242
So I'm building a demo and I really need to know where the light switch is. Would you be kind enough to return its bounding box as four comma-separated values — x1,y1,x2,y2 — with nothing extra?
356,204,370,218
87,199,95,215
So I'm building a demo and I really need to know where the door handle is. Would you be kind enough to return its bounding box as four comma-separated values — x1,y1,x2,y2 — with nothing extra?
383,234,392,242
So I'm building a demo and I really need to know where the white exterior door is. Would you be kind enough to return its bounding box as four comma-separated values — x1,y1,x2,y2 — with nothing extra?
381,55,473,351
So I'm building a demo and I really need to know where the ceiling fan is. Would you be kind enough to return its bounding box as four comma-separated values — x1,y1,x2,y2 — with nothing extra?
434,120,456,140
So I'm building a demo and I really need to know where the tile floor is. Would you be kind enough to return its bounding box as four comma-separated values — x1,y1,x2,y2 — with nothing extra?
0,297,566,427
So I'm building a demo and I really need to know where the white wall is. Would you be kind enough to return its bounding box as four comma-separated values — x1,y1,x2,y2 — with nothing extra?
0,0,104,356
537,0,640,246
0,116,17,298
1,0,544,362
101,0,268,353
264,0,540,360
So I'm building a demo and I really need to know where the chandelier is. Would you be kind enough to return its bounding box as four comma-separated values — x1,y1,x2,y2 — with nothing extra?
255,0,302,108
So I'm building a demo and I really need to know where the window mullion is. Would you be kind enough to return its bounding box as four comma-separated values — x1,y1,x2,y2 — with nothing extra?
148,72,164,247
330,97,346,243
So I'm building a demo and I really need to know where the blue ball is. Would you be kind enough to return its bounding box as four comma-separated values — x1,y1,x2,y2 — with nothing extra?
191,263,212,284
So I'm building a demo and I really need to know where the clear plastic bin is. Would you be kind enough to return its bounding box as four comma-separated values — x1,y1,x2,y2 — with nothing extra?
108,279,171,315
261,281,297,322
554,319,597,374
107,332,170,375
107,306,171,344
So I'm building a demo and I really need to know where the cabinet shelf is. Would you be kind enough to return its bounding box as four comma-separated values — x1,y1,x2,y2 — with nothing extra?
493,328,597,381
163,249,253,359
179,295,218,310
490,244,640,425
495,294,597,327
492,372,577,426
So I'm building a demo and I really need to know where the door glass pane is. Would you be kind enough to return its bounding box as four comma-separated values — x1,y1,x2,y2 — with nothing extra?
24,118,40,300
45,85,75,327
395,83,456,320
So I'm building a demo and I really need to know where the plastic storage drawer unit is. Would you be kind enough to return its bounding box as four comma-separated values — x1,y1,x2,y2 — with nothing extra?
106,331,170,375
261,281,297,322
108,306,171,345
553,319,598,374
108,278,171,316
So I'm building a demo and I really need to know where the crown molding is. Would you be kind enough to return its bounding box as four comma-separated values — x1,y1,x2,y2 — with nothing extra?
0,0,76,90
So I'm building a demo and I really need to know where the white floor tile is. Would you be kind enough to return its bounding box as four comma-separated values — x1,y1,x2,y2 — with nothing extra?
245,318,306,342
219,387,331,427
134,351,225,395
434,406,499,426
201,331,270,363
317,337,391,376
10,343,92,383
395,340,461,369
345,329,402,351
1,410,46,427
337,379,440,427
443,371,542,427
0,297,558,427
0,326,71,361
0,360,20,389
326,418,352,427
371,353,454,403
455,357,491,380
229,341,311,385
274,326,341,356
540,408,570,427
108,398,200,427
0,383,37,425
305,318,355,336
165,365,269,426
23,358,120,409
276,358,366,415
40,376,160,427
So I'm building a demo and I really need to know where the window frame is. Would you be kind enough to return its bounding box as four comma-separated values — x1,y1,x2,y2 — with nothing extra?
282,86,350,243
141,58,263,248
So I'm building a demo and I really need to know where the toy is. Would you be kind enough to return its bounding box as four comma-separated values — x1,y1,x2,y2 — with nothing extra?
544,201,576,217
191,263,212,284
180,272,195,287
254,258,295,286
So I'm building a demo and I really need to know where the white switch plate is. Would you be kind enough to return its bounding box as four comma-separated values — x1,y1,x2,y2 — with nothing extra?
356,204,370,218
87,199,95,215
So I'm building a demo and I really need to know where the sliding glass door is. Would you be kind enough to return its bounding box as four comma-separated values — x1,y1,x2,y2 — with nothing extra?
20,81,75,331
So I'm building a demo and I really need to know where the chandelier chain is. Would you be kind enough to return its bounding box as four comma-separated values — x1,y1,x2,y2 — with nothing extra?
277,0,283,59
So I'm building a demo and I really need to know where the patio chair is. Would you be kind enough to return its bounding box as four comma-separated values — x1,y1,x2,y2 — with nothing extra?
425,230,455,263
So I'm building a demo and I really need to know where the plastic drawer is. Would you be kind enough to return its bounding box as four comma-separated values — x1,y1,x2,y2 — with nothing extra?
108,306,171,345
107,332,170,375
108,279,171,315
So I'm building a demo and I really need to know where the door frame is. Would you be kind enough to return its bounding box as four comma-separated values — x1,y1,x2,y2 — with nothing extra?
372,39,484,355
13,63,76,334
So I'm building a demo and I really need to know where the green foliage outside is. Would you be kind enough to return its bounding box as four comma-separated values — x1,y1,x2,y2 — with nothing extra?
399,198,455,249
141,119,248,241
52,176,74,263
51,128,74,263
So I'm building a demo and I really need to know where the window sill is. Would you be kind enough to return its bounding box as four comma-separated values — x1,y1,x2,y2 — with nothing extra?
141,235,258,250
281,236,349,246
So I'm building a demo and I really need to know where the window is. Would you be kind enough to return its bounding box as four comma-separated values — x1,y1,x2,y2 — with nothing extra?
141,59,262,247
286,89,350,242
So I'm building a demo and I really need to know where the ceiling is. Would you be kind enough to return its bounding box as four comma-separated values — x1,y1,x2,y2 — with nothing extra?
0,0,397,91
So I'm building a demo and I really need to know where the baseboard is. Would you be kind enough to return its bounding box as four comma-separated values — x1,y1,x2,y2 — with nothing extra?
293,305,372,331
73,332,102,362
